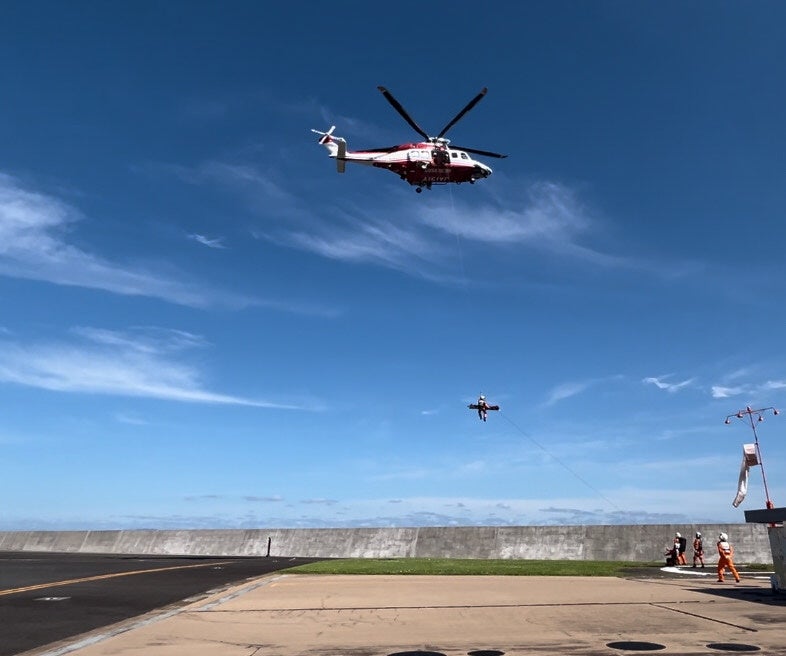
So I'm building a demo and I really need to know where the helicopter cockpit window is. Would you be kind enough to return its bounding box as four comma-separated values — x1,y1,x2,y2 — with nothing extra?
460,152,469,159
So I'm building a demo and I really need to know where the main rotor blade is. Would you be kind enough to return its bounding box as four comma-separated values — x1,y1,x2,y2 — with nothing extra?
452,145,508,159
437,88,488,139
377,86,430,141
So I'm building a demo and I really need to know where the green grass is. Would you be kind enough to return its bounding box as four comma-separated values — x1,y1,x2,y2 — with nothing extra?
284,558,660,576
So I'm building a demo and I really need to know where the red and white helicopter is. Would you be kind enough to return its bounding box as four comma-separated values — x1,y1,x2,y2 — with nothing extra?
312,86,507,193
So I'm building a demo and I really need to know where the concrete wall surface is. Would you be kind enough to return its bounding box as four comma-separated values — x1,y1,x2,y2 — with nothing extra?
0,523,774,562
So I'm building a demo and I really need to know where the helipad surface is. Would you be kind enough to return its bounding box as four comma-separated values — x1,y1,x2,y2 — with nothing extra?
24,571,786,656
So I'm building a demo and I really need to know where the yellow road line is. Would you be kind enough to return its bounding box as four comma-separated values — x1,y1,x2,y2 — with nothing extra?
0,560,233,597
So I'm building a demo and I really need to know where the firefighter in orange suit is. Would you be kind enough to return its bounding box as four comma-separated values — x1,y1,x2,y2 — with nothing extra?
692,532,705,568
717,532,740,583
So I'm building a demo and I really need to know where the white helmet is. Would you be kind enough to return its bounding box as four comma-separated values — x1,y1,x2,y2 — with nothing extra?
479,394,485,400
675,532,681,538
719,532,728,541
695,532,701,538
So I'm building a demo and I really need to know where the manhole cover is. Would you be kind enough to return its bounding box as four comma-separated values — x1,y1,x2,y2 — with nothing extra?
707,644,761,652
468,652,505,656
606,642,666,652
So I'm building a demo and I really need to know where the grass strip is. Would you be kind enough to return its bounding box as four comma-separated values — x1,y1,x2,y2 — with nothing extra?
284,558,660,576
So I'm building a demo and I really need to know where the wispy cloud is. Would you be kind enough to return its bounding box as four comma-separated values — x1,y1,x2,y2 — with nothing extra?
279,216,440,271
0,173,339,316
710,378,786,400
154,155,694,287
420,182,590,245
250,179,613,284
544,375,624,406
642,375,695,393
711,385,746,399
146,160,297,208
188,233,226,249
115,412,149,426
0,326,315,408
544,380,593,406
0,173,254,308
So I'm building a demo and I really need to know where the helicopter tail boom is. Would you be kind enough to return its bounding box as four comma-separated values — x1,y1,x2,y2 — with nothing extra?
311,127,347,173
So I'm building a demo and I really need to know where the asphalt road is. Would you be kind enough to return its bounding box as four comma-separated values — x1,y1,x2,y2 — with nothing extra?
0,551,321,656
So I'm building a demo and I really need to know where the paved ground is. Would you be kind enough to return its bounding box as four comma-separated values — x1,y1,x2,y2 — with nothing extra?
9,561,785,656
0,552,320,656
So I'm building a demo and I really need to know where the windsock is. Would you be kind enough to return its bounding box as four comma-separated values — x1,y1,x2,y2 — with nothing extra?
732,444,759,508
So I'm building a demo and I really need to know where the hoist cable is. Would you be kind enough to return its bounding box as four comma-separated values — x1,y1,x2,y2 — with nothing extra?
498,411,622,512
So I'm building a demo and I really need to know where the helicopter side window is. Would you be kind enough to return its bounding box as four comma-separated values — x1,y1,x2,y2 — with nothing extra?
450,152,458,158
460,152,469,160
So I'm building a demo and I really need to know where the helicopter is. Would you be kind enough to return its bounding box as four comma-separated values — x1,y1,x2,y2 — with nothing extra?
312,86,507,193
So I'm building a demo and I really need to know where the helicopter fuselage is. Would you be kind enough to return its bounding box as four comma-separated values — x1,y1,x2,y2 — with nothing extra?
342,142,493,191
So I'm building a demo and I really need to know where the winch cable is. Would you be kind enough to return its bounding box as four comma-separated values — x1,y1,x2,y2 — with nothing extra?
498,411,622,512
447,184,468,286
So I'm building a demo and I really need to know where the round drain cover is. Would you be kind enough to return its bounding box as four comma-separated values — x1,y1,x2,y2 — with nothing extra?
607,641,666,651
707,644,761,652
468,652,505,656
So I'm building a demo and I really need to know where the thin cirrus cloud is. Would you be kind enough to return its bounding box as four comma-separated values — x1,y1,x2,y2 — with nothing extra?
158,153,631,280
0,172,340,317
642,375,695,393
711,379,786,400
188,233,226,249
0,326,312,409
543,380,593,406
0,172,252,309
711,385,746,399
265,178,642,278
543,375,624,406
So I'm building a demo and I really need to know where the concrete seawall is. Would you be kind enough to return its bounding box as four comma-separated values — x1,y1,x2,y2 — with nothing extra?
0,523,774,562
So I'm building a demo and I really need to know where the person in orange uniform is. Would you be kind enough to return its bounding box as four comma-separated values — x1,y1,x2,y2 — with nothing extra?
675,532,687,565
717,532,740,583
692,532,705,568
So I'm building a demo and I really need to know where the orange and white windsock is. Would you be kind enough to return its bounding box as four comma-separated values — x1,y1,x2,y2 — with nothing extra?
732,444,759,508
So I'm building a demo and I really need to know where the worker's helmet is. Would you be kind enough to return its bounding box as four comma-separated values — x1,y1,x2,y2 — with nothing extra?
675,532,681,538
719,532,728,541
695,532,701,538
479,394,485,400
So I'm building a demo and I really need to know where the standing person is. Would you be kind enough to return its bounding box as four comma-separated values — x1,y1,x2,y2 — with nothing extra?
692,532,705,568
717,532,741,583
675,533,687,565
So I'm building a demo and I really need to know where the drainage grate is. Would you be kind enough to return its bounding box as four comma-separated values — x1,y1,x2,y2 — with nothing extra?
707,644,761,652
606,641,666,651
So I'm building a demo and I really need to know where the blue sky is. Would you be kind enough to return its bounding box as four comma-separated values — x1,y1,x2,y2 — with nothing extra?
2,2,786,530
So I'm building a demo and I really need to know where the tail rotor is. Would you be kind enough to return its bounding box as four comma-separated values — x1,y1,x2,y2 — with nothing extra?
311,126,347,173
311,126,336,144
